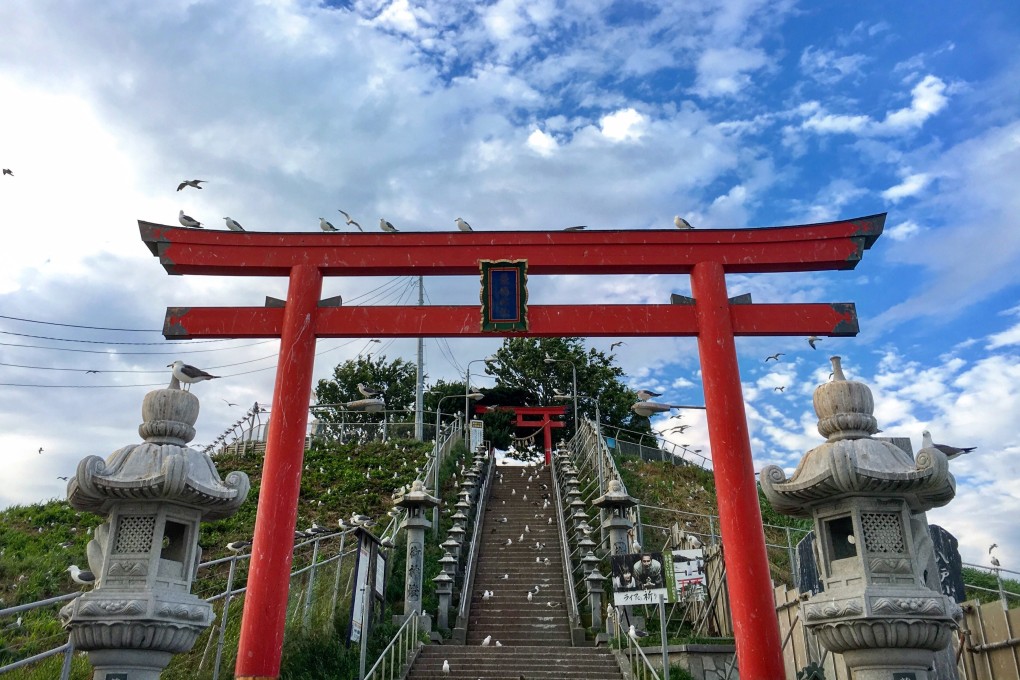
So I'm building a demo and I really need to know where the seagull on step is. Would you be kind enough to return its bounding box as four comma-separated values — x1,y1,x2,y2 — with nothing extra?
442,659,450,675
482,635,492,646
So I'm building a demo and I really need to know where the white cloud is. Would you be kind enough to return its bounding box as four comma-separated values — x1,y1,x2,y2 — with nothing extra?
881,172,931,202
526,128,558,156
693,47,768,98
799,46,868,85
599,108,647,142
885,220,922,241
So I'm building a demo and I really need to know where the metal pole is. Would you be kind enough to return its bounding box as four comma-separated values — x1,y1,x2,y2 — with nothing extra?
303,537,321,628
415,276,424,440
433,403,445,537
691,260,784,680
358,585,369,680
58,637,74,680
212,555,239,680
329,532,347,620
236,263,323,680
659,592,669,680
571,363,578,436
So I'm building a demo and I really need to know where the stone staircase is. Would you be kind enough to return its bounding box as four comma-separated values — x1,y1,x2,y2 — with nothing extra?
404,462,625,680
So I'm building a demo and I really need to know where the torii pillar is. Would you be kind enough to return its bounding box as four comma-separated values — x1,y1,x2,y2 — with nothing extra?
139,213,884,680
477,405,565,464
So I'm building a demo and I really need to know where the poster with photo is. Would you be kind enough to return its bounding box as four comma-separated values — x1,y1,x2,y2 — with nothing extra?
666,548,706,603
610,551,669,606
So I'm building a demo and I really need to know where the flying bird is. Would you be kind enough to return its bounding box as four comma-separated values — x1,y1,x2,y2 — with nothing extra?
765,353,785,362
67,565,96,587
38,447,44,455
674,215,694,229
774,386,785,392
807,336,821,349
85,369,100,374
610,341,626,350
455,217,472,232
563,225,587,231
990,543,998,554
178,210,202,228
168,360,219,390
337,209,363,231
177,179,206,191
222,398,238,407
922,430,977,460
319,217,339,232
2,169,12,176
636,389,662,401
223,217,245,232
57,475,69,481
379,218,398,232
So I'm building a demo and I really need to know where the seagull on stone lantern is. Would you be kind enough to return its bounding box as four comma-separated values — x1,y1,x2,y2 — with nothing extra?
922,430,976,460
168,360,219,391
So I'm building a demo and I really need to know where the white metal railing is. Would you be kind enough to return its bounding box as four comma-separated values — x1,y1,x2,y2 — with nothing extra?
549,447,583,634
363,611,424,680
455,449,495,627
607,608,662,680
1,529,357,679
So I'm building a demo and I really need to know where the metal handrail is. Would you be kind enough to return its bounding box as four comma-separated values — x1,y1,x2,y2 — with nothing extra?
455,450,495,627
550,448,582,636
363,611,423,680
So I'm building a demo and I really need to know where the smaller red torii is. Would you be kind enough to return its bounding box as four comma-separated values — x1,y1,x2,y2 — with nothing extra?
476,405,565,465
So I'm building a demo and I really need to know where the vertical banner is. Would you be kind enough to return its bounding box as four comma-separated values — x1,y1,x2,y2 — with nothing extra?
347,530,381,643
469,419,485,452
479,259,528,332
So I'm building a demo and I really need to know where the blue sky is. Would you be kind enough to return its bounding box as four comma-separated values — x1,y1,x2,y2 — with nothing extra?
1,0,1018,569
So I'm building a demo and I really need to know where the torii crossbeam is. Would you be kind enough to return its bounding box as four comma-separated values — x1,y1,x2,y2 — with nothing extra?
140,213,884,680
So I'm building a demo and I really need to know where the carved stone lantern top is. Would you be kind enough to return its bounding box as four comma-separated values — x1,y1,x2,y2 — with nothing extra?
67,387,249,519
760,357,956,519
593,478,637,511
395,479,440,509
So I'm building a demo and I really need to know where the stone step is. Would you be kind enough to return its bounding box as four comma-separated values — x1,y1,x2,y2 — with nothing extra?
405,645,625,680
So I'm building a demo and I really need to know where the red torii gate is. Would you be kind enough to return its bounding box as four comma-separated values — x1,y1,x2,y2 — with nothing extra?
477,405,565,464
140,213,884,680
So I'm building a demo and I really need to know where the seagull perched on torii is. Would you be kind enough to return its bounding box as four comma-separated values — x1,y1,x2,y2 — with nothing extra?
168,360,219,391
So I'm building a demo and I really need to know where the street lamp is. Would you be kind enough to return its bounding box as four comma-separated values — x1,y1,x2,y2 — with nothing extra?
435,392,483,534
465,355,498,442
544,354,578,434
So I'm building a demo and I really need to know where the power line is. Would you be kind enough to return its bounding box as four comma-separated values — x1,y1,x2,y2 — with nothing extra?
0,340,275,355
0,330,249,346
0,314,159,332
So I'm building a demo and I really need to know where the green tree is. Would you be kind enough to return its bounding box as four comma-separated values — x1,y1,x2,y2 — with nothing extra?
484,337,652,441
314,355,417,427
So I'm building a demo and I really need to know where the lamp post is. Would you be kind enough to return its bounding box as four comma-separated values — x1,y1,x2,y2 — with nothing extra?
435,392,482,535
465,355,498,443
544,355,578,434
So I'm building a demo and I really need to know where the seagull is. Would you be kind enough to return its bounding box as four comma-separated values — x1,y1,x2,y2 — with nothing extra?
338,209,363,231
222,398,239,407
499,573,509,580
379,218,398,232
992,556,1001,568
67,565,96,587
990,543,998,554
674,215,694,229
774,386,785,392
223,217,245,231
482,635,492,646
358,383,384,397
177,179,206,191
628,624,638,638
57,475,69,481
610,341,625,350
85,370,100,374
2,169,13,177
38,447,44,455
495,641,502,647
351,512,372,526
442,659,450,675
527,591,533,602
807,336,821,349
765,353,785,362
922,430,977,460
563,225,587,231
178,210,202,228
168,360,219,391
226,540,252,553
505,538,513,546
319,217,339,232
636,389,662,401
455,217,472,232
482,589,492,599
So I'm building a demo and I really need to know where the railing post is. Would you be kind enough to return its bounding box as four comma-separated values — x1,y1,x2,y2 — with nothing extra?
59,636,74,680
330,532,348,621
303,536,321,628
212,556,239,680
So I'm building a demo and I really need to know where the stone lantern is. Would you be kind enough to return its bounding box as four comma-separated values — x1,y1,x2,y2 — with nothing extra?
432,572,454,630
585,569,608,632
61,387,249,680
395,479,440,618
760,357,960,680
593,479,637,555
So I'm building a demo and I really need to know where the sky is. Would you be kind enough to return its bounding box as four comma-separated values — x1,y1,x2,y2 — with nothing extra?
1,0,1019,571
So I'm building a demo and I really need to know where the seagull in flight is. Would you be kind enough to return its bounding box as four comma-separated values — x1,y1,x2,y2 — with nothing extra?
320,217,339,232
57,475,69,481
774,386,785,392
765,353,785,362
674,215,694,229
85,369,100,374
807,336,821,349
455,217,472,232
922,430,977,460
223,217,245,232
338,209,363,231
636,389,662,401
563,225,587,231
379,218,399,232
222,398,239,407
38,447,44,454
990,543,998,554
178,210,202,228
177,179,206,191
168,360,219,391
2,169,12,177
610,341,626,350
